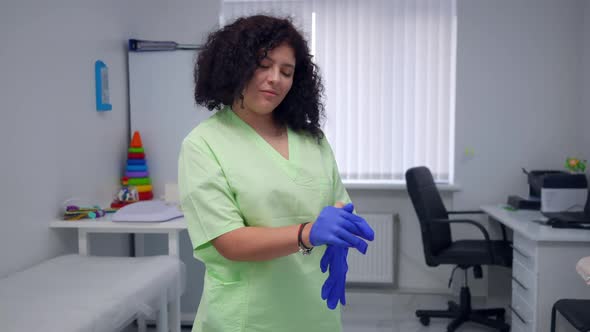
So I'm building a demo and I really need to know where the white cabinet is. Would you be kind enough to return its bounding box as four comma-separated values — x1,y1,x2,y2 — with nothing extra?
510,233,537,332
481,205,590,332
509,231,590,332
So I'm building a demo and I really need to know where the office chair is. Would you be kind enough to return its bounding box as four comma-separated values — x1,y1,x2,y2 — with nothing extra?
550,299,590,332
405,166,513,332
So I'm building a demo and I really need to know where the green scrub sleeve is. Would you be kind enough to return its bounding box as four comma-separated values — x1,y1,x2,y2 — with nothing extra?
320,137,352,207
178,137,245,251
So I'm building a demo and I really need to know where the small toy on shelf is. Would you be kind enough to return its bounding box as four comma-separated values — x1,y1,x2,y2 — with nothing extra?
110,186,140,209
116,185,139,202
63,205,116,221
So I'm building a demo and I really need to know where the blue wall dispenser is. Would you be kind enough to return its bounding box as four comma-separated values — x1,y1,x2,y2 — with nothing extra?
95,60,112,111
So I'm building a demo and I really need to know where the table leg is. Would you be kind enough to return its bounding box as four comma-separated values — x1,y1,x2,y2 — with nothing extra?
169,288,181,332
78,230,89,255
137,317,147,332
168,231,179,257
156,293,168,332
168,231,181,332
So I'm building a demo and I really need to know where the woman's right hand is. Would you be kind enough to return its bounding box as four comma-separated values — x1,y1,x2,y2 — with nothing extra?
309,203,375,254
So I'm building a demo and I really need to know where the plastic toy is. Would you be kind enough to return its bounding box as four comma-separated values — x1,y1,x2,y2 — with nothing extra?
116,187,139,202
63,205,114,221
111,131,154,209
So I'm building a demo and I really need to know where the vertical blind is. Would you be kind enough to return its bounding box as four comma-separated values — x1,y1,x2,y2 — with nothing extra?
222,0,456,183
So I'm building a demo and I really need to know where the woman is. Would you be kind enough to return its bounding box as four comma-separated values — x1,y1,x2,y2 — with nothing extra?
178,15,374,332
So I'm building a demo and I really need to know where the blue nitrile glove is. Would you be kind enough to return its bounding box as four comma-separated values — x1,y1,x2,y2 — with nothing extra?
309,203,375,254
320,203,355,310
321,245,348,310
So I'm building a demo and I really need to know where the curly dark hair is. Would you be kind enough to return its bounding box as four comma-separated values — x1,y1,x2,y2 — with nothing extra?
194,15,325,140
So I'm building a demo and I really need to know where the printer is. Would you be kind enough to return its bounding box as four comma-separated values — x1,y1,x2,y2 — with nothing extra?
508,169,588,212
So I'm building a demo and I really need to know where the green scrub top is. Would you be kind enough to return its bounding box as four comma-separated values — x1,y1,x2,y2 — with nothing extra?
178,106,351,332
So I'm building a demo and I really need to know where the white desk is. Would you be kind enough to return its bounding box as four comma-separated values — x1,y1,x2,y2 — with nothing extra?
49,216,188,332
50,216,187,257
481,205,590,332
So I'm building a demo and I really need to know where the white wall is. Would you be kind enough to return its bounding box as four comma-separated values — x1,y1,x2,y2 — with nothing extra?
454,0,584,210
584,1,590,154
126,1,220,43
0,0,220,278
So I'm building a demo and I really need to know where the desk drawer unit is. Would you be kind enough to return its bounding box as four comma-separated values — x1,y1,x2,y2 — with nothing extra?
512,260,537,305
483,206,590,332
511,310,532,332
511,232,539,332
512,233,537,270
511,288,535,332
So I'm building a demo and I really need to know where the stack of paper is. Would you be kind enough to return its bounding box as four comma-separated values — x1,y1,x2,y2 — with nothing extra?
112,200,183,222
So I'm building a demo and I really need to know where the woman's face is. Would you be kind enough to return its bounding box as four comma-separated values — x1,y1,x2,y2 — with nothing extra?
240,43,295,115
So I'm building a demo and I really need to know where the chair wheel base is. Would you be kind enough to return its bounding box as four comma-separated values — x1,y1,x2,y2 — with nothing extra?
419,316,430,326
416,305,509,332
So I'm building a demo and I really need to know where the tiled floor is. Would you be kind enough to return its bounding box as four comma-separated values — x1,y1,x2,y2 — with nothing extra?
128,288,512,332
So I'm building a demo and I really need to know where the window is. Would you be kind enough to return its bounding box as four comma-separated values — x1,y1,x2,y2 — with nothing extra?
221,0,457,183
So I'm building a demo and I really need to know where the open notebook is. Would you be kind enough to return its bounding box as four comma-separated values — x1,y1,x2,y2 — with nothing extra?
112,200,183,222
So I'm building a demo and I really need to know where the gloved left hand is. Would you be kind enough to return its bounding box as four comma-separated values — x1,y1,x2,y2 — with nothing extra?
320,244,348,310
319,202,355,310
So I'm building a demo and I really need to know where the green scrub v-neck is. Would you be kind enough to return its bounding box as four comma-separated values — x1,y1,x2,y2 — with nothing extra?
226,108,299,180
178,106,351,332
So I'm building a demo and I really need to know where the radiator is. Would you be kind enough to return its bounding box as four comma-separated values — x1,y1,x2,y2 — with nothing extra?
346,213,398,285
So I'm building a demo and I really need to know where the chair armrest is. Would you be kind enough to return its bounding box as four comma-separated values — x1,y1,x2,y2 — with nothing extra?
431,218,491,241
447,210,484,215
431,218,494,262
448,211,509,242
